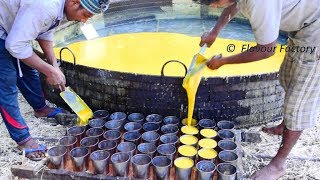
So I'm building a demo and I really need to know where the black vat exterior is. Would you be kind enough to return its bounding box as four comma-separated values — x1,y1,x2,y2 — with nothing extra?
41,61,284,128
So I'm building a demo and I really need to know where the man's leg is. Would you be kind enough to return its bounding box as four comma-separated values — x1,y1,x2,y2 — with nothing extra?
250,128,302,180
262,121,285,135
0,40,44,159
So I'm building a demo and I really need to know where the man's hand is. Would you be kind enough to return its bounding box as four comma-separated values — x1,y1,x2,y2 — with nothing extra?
206,55,224,70
200,31,218,48
45,66,66,91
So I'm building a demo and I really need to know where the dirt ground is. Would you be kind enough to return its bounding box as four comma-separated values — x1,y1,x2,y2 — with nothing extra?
0,93,319,179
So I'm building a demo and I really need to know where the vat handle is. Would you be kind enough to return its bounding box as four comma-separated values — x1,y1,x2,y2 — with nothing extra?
59,47,77,69
161,60,187,77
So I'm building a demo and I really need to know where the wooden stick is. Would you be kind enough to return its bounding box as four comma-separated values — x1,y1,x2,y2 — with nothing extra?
235,130,245,180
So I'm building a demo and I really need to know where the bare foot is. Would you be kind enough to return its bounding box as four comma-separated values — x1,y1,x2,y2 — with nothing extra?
262,123,285,135
19,138,45,160
250,164,286,180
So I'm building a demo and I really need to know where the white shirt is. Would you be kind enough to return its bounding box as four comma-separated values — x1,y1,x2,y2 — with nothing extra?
0,0,65,59
238,0,320,45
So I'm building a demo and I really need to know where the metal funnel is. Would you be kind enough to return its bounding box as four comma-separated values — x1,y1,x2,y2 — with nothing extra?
70,147,89,172
157,144,176,164
146,114,163,125
89,118,106,129
160,134,179,147
152,156,172,180
137,143,157,158
199,119,216,129
174,157,194,180
90,150,110,174
131,154,152,179
217,163,237,180
218,129,235,141
80,137,99,154
67,126,85,147
48,146,67,169
104,120,123,131
59,136,77,161
93,110,109,120
117,142,136,158
128,113,145,125
218,140,237,152
142,122,160,132
161,124,179,135
141,131,159,146
103,130,121,144
163,116,180,126
111,152,130,177
124,122,142,132
218,151,238,167
196,160,216,180
98,140,117,155
217,120,235,130
86,127,104,141
123,131,141,145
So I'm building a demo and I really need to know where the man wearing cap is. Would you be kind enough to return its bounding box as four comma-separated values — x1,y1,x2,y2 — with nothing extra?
0,0,109,160
199,0,320,179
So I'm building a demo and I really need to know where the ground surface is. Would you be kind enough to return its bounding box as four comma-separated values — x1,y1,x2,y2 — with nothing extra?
0,93,319,179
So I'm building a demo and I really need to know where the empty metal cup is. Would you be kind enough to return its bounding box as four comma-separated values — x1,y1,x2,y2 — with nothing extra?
142,122,160,132
196,160,216,180
218,129,235,141
157,144,176,164
98,140,117,155
142,131,160,146
160,134,179,147
217,163,237,180
219,151,238,167
59,136,77,160
182,118,198,126
174,157,194,180
199,119,216,129
218,140,237,152
124,122,142,132
48,146,67,169
103,130,121,144
93,110,109,120
111,152,130,177
109,111,127,122
163,116,180,126
70,147,89,172
146,114,163,125
161,124,179,135
128,113,145,125
217,120,235,130
123,131,141,145
90,150,110,174
137,143,157,158
67,126,85,147
117,142,136,158
86,127,104,141
80,137,99,154
131,154,152,179
152,156,172,180
89,118,106,129
104,120,123,131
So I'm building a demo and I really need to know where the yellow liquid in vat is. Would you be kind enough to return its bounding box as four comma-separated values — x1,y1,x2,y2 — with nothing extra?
178,145,197,157
181,125,199,135
198,138,217,149
174,157,194,169
180,135,198,145
200,129,217,138
198,148,217,159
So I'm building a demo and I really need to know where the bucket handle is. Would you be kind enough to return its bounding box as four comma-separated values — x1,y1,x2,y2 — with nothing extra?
59,47,77,69
161,60,188,77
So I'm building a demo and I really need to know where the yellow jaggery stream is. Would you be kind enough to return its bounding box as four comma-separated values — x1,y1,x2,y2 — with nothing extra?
198,138,217,149
180,135,198,146
182,118,197,126
198,148,217,159
54,32,285,77
174,157,194,169
181,125,199,135
200,129,217,138
178,145,197,157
